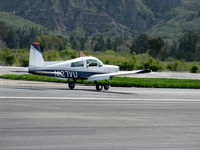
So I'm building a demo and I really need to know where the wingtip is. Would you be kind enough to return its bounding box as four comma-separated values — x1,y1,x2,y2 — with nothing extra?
137,69,152,74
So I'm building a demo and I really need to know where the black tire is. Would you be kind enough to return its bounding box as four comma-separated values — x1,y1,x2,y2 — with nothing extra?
96,83,103,91
104,84,110,90
68,82,75,89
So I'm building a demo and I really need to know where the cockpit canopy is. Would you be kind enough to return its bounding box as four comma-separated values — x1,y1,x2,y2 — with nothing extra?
70,58,103,68
86,59,103,67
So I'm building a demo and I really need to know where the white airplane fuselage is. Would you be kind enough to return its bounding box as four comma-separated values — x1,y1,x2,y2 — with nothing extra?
28,42,150,91
29,56,119,80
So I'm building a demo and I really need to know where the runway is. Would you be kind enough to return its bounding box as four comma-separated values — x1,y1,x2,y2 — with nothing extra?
0,79,200,150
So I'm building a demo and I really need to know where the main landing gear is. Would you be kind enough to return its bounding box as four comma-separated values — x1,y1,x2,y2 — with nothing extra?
67,80,110,91
95,81,110,91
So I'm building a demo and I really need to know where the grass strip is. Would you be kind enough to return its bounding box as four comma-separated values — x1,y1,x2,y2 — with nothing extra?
1,74,200,89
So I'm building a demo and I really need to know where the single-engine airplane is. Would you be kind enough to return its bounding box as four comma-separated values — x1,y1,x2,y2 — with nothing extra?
28,42,151,91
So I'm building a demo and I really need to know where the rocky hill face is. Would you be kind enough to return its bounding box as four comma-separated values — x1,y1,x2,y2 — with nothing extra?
0,0,199,38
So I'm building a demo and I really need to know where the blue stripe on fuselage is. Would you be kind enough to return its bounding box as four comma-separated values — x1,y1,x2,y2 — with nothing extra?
29,70,103,80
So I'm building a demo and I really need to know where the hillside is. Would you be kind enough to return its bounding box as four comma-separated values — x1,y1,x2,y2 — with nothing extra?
0,12,44,29
147,0,200,38
0,0,199,39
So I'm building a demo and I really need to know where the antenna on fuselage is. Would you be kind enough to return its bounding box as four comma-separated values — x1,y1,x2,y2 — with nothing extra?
80,52,86,57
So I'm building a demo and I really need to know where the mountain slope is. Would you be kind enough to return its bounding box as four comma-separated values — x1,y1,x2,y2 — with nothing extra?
0,12,43,29
0,0,199,38
147,0,200,38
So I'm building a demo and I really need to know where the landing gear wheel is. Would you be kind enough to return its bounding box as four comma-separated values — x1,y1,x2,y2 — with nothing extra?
104,84,110,90
96,83,103,91
68,82,75,89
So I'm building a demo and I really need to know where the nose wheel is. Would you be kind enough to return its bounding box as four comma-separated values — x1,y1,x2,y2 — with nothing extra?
68,81,76,89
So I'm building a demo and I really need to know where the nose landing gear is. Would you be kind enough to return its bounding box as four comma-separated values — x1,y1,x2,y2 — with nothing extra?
68,79,76,89
68,82,75,89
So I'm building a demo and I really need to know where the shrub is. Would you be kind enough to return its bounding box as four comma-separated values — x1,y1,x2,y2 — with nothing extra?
167,62,179,71
118,62,134,71
139,58,162,71
5,55,15,65
191,66,198,73
20,58,29,67
149,61,162,71
59,49,78,60
105,60,110,64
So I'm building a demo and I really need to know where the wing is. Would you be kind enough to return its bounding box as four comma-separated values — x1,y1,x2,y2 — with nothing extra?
87,69,151,81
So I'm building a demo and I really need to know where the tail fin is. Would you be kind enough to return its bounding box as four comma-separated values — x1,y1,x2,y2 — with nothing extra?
29,42,44,70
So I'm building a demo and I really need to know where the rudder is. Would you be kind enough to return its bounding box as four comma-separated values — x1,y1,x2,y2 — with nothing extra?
29,42,44,70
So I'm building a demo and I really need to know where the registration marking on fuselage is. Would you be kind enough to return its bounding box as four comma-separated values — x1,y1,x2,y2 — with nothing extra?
54,70,78,78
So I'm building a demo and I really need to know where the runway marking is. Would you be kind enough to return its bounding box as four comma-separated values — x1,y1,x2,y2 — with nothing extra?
0,96,200,102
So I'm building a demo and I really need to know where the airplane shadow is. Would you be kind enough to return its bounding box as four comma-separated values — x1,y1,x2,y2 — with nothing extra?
8,86,137,95
65,88,137,95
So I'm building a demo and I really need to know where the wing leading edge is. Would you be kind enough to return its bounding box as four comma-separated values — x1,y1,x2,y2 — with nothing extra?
87,69,151,81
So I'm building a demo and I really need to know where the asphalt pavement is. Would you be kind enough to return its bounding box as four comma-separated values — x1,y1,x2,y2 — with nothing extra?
0,79,200,150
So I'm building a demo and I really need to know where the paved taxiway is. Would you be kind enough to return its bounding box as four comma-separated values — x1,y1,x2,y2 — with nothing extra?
0,79,200,150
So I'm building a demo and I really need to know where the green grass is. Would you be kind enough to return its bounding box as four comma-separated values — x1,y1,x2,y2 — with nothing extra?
1,74,200,89
112,77,200,89
0,74,65,83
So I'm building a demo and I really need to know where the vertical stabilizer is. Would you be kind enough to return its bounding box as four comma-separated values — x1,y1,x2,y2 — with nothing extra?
29,42,44,70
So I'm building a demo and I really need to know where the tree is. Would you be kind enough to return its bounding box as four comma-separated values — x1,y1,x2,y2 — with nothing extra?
148,37,164,59
79,35,88,50
0,24,44,49
6,29,17,49
130,34,149,54
170,40,178,57
0,22,7,49
0,21,7,40
176,31,200,61
35,35,64,51
106,38,112,50
94,36,105,51
91,36,96,45
112,36,123,52
69,36,79,50
71,40,79,50
0,40,6,49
